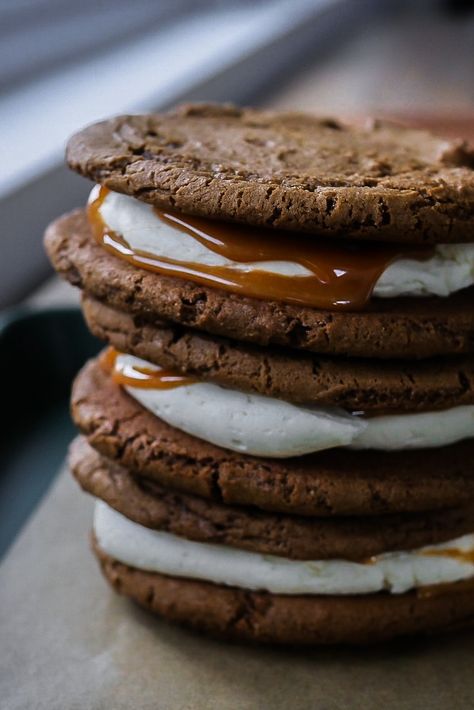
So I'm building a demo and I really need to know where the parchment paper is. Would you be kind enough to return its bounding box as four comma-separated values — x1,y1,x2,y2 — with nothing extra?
1,465,474,710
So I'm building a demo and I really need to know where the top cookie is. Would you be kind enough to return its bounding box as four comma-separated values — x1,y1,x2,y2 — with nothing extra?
67,104,474,243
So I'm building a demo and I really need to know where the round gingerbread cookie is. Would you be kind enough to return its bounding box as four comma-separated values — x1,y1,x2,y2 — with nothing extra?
67,104,474,243
94,542,474,645
71,437,474,560
82,295,474,413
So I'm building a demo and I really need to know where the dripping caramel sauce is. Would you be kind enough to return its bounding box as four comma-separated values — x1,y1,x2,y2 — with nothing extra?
421,546,474,565
87,185,434,311
99,347,196,390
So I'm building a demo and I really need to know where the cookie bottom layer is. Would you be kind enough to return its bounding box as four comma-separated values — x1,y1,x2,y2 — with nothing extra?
94,541,474,645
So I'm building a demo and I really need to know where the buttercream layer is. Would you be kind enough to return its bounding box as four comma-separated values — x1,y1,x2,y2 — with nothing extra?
116,353,474,456
94,502,474,595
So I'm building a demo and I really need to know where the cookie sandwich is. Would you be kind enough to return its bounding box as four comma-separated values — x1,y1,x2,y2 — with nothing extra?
45,105,474,644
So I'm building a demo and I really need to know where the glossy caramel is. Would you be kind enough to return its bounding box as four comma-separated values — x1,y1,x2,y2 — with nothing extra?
421,546,474,565
99,347,196,390
88,186,434,311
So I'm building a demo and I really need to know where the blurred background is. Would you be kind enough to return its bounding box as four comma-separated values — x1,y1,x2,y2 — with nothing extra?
1,0,474,309
1,0,474,556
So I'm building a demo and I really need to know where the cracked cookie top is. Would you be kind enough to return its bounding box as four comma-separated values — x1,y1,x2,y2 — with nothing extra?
67,103,474,243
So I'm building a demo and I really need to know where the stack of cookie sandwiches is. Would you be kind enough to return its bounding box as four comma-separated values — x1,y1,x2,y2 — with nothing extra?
45,105,474,644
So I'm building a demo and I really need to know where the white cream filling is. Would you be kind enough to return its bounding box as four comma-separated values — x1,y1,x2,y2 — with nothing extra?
98,189,474,299
94,501,474,595
118,353,474,456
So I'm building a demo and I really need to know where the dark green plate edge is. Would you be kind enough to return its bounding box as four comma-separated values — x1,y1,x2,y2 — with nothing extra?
0,306,100,560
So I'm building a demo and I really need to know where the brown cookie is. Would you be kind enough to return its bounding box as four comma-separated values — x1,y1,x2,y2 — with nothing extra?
71,359,474,517
45,211,474,359
83,296,474,413
72,437,474,560
94,541,474,645
66,104,474,243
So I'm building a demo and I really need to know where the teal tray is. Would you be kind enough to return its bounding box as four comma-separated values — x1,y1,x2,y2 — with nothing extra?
0,307,100,559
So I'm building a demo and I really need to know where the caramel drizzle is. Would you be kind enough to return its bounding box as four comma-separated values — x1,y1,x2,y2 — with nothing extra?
421,547,474,565
99,347,196,390
87,186,434,311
